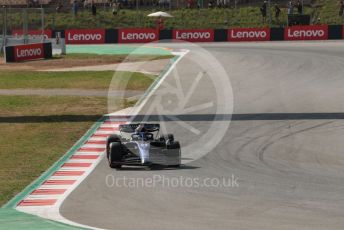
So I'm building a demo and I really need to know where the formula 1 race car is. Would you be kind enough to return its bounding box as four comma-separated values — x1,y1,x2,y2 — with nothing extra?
106,123,181,169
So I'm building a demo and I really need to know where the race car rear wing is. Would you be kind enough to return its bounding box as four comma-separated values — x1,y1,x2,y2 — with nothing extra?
119,123,160,133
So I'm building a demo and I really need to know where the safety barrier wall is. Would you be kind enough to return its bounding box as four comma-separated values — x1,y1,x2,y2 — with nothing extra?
9,25,344,44
4,42,52,62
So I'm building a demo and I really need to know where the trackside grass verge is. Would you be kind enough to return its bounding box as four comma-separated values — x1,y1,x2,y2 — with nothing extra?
0,71,156,90
0,208,85,229
0,50,171,208
0,95,136,206
0,121,95,207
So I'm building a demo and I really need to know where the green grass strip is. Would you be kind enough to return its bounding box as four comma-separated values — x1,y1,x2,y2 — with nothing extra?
0,208,86,230
2,117,106,209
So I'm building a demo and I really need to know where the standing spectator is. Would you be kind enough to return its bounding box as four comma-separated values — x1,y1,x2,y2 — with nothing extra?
112,1,119,15
187,0,192,8
91,1,97,16
296,0,302,14
339,0,344,17
197,0,201,8
208,0,213,8
260,1,267,23
56,2,63,12
315,17,321,25
287,0,293,15
72,0,78,17
274,3,281,23
156,16,164,30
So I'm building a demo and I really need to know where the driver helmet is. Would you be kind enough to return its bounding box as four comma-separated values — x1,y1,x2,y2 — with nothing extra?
135,123,146,133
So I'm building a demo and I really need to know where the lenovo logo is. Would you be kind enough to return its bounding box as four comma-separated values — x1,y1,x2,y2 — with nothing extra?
284,26,328,40
11,30,52,40
68,33,102,41
121,32,157,40
287,29,324,37
228,28,270,41
175,31,211,40
16,48,42,57
13,43,45,61
118,29,158,43
13,34,50,40
173,29,214,42
65,29,105,44
231,31,267,38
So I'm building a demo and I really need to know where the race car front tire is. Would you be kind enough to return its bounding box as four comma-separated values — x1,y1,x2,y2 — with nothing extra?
109,142,122,169
106,134,121,158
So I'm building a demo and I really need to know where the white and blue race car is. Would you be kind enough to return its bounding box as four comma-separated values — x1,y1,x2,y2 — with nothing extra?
106,123,181,169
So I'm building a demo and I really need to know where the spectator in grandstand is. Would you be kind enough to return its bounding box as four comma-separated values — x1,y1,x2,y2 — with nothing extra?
260,1,267,23
274,3,281,23
208,0,214,8
339,0,344,17
187,0,192,8
56,2,63,12
156,16,164,30
197,0,201,8
112,2,119,15
296,0,302,14
72,0,78,17
91,1,97,16
315,17,321,24
287,0,293,15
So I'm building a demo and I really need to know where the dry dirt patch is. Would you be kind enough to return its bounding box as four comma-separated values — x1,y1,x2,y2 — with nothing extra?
0,54,172,71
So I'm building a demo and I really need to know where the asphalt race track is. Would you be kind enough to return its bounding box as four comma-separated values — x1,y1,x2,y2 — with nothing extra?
61,42,344,230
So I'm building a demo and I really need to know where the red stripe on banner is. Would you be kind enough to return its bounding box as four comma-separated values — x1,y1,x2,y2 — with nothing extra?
85,140,106,145
18,199,57,206
62,162,92,167
97,127,119,131
53,171,85,176
70,155,99,159
92,133,110,138
31,189,66,195
78,147,105,152
43,180,76,185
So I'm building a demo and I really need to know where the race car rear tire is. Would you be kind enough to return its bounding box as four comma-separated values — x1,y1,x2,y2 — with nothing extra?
167,141,181,167
159,134,174,142
167,141,180,149
106,134,121,158
109,142,122,169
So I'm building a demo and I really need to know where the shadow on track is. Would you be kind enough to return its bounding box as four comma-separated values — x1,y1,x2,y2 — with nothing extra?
129,113,344,122
0,115,102,123
3,112,344,124
116,165,200,171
